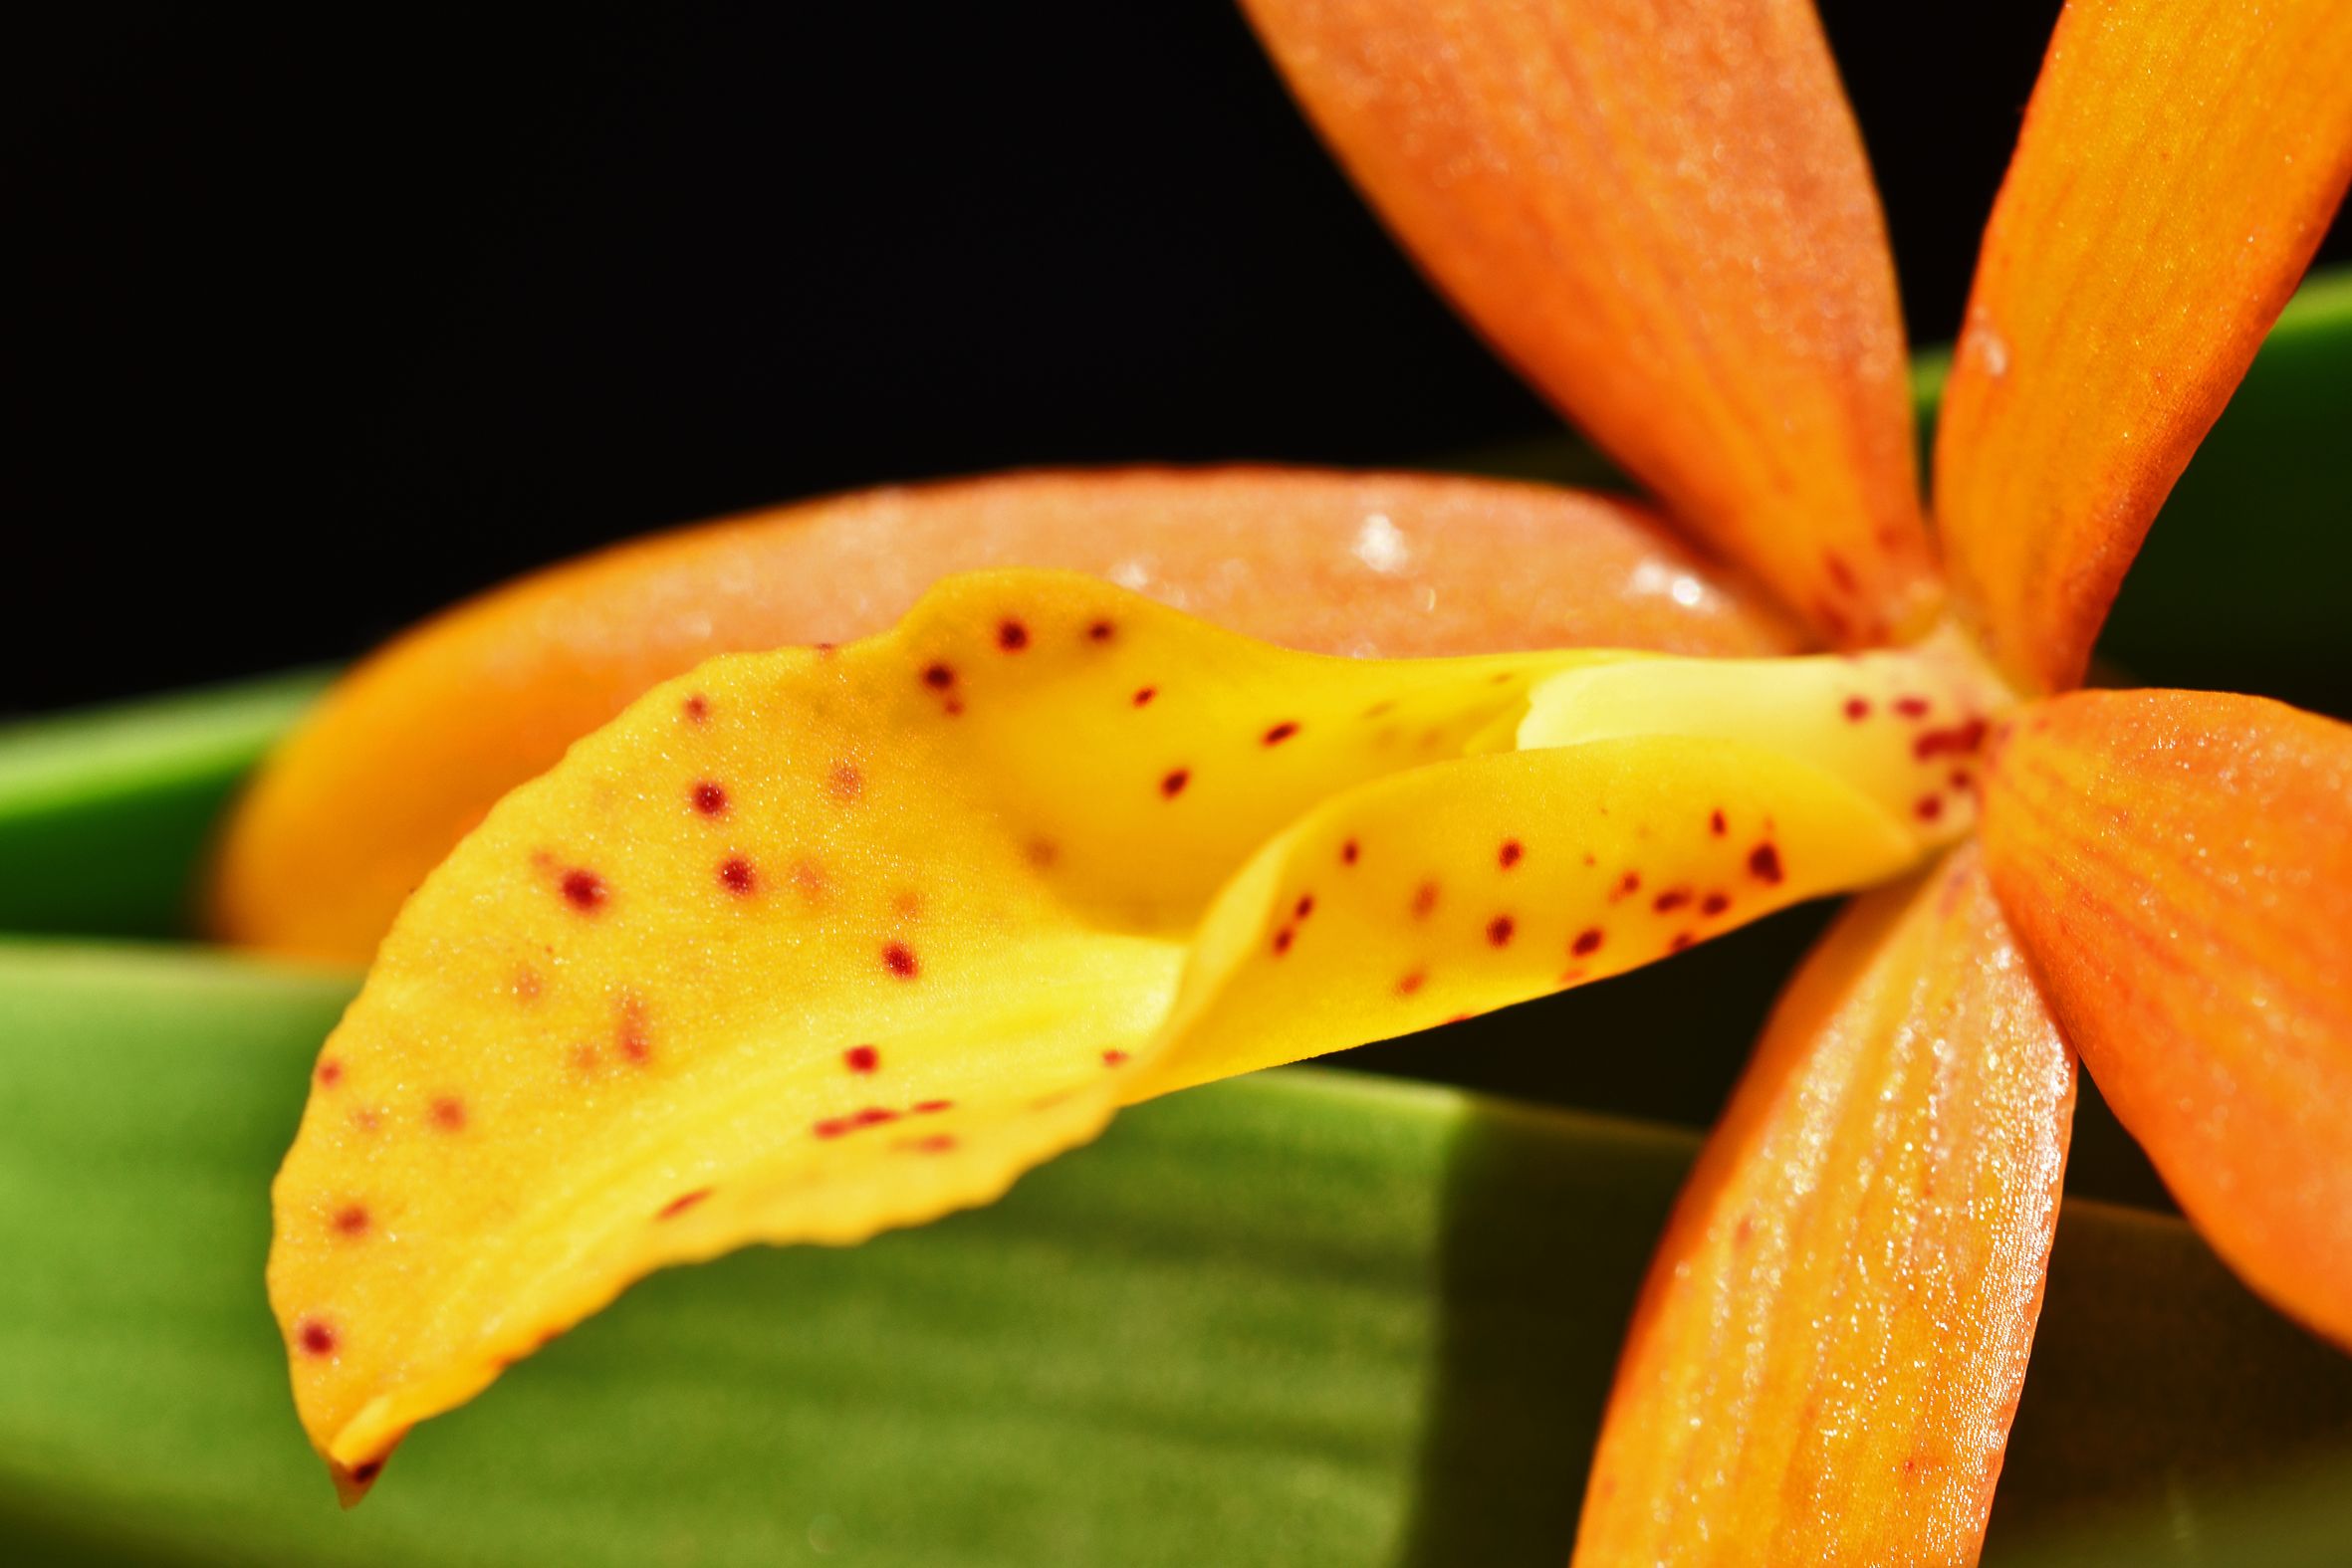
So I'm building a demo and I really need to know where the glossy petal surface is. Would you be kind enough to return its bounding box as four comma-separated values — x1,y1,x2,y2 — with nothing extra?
1243,0,1936,644
209,467,1796,964
271,570,1966,1490
1934,0,2352,693
1980,690,2352,1348
1576,843,2075,1566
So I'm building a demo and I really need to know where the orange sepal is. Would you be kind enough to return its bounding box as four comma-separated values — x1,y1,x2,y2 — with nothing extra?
1934,0,2352,694
207,466,1797,964
1241,0,1938,645
1980,689,2352,1349
1576,842,2075,1565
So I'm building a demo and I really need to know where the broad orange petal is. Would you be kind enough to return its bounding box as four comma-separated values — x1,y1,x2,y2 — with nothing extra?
1933,0,2352,694
206,467,1798,964
1980,689,2352,1349
1242,0,1937,645
1576,842,2075,1565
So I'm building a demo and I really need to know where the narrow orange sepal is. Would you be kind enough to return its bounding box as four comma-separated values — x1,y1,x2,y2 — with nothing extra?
1934,0,2352,694
1242,0,1939,646
208,467,1797,963
1980,689,2352,1349
1576,843,2075,1565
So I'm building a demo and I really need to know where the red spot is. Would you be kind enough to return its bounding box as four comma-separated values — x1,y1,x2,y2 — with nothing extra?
316,1059,344,1088
333,1205,369,1236
1701,892,1731,917
1669,932,1697,952
1294,894,1315,920
1842,697,1871,723
1160,768,1190,798
1748,843,1784,885
1735,1214,1757,1245
915,1098,955,1112
944,698,965,717
910,1134,958,1154
827,762,863,801
428,1096,467,1131
1823,550,1859,594
1913,718,1990,760
1272,926,1295,956
560,868,607,912
1814,599,1854,640
922,662,957,690
1556,968,1587,986
1262,721,1300,746
1610,871,1641,901
1709,809,1728,836
1396,970,1427,996
351,1460,383,1484
682,693,709,724
1486,916,1516,947
883,942,920,979
1026,837,1059,868
1341,838,1360,866
1653,887,1693,913
1100,1049,1128,1068
1915,794,1945,821
997,619,1030,651
1087,619,1115,642
1894,695,1932,719
814,1118,851,1140
1411,881,1440,918
844,1044,880,1074
814,641,837,656
1133,686,1157,707
1951,769,1976,792
657,1189,712,1221
1498,839,1524,869
616,996,653,1063
854,1106,898,1127
718,856,758,895
1571,927,1604,958
298,1318,339,1357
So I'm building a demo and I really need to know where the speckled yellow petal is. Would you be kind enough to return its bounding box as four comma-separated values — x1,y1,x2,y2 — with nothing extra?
270,570,1980,1496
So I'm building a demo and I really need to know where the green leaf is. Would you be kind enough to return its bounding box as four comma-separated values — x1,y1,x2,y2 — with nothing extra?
3,942,2346,1567
0,671,331,941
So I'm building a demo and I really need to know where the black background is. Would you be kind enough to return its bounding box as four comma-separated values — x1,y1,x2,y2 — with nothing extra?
10,2,2349,716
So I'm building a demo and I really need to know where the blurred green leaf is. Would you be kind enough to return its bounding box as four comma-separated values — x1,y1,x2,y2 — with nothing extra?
0,672,330,941
2,942,2345,1567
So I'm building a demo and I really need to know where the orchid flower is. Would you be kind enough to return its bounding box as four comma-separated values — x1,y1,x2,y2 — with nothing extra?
220,0,2352,1559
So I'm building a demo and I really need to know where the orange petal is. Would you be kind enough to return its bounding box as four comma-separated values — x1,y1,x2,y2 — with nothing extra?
1576,842,2075,1565
1241,0,1937,645
207,466,1798,964
1933,0,2352,694
1980,689,2352,1349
